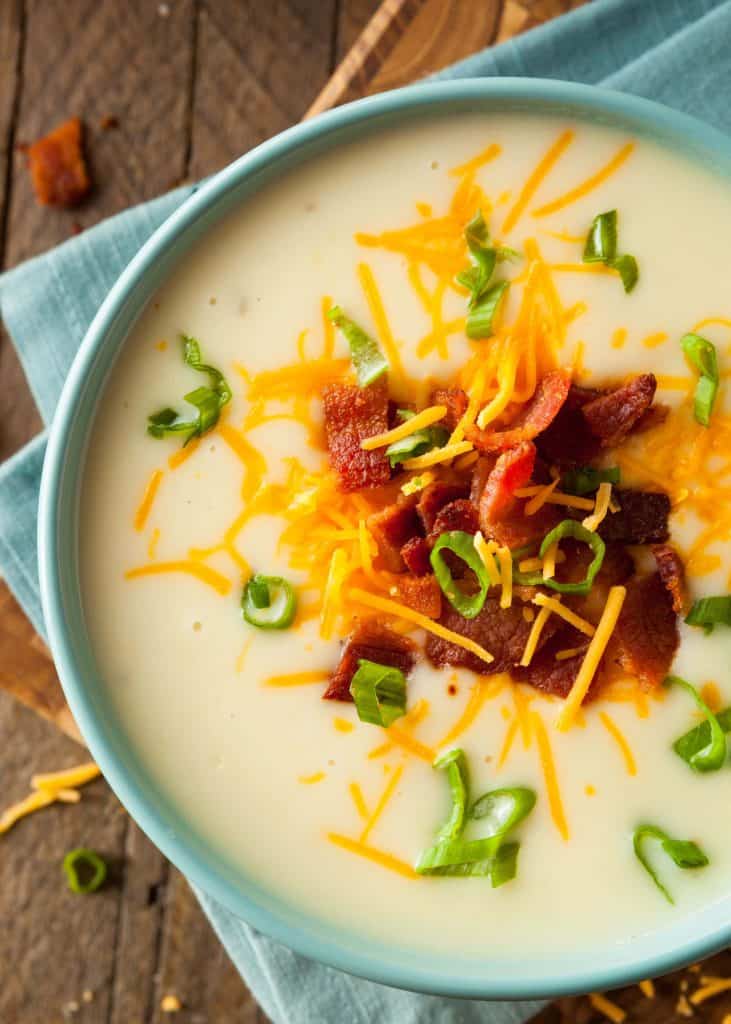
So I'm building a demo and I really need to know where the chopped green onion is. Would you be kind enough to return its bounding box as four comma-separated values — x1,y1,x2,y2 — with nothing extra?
386,425,449,467
561,465,621,496
430,530,492,618
515,520,605,594
582,210,639,293
349,659,407,728
416,748,535,885
583,210,617,263
633,824,708,904
328,305,388,387
242,575,297,629
63,848,108,894
665,675,727,772
434,748,469,842
674,707,731,766
466,281,510,340
147,335,232,445
681,333,719,427
470,786,536,835
685,595,731,633
611,253,639,294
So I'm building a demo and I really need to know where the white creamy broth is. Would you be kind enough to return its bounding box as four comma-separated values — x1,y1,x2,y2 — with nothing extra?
80,112,731,958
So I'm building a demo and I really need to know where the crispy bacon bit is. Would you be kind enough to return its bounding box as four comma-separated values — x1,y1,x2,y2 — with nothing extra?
634,403,669,434
467,369,571,453
401,536,431,576
536,385,601,466
27,117,91,207
429,498,479,540
598,489,670,545
367,496,420,572
393,575,442,619
425,597,558,675
432,387,468,431
323,621,416,702
582,373,657,448
653,544,686,614
474,442,559,548
322,380,391,492
610,572,679,689
562,540,635,624
513,630,591,699
416,481,470,533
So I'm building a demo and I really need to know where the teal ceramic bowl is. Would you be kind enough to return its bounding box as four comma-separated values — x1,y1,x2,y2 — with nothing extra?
39,78,731,999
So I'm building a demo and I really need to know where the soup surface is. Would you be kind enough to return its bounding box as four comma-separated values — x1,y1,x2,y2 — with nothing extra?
80,112,731,958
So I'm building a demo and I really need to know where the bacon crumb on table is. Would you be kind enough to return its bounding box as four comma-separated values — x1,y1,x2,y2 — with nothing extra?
26,117,91,207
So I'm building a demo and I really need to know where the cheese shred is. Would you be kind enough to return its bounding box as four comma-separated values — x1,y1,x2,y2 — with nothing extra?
588,993,626,1023
520,606,552,666
583,482,613,532
401,440,473,470
533,593,596,637
360,406,446,450
326,832,418,879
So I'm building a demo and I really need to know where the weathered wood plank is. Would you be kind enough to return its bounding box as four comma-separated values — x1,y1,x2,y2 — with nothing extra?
335,0,384,63
151,869,268,1024
189,0,338,180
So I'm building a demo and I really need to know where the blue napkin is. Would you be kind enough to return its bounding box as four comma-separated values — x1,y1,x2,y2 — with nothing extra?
2,0,730,1019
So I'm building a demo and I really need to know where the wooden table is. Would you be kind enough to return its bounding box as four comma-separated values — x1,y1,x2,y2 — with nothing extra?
2,2,731,1023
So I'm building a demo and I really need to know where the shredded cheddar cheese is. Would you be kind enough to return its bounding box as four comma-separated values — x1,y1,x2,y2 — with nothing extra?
638,979,655,998
401,470,434,496
542,541,559,580
497,719,519,770
531,711,569,841
497,546,513,609
31,762,100,793
690,978,731,1004
349,587,494,664
474,532,501,586
524,477,559,515
348,782,369,820
520,606,552,667
532,141,635,218
360,405,446,451
326,833,417,879
1,762,101,836
502,130,575,234
320,548,350,640
264,670,330,687
533,593,595,637
449,141,501,178
401,440,473,470
555,646,584,661
125,560,232,596
168,437,200,470
134,469,163,532
360,764,404,843
582,482,613,532
299,772,326,785
437,675,508,747
588,993,626,1023
557,586,627,731
514,485,595,511
599,711,637,776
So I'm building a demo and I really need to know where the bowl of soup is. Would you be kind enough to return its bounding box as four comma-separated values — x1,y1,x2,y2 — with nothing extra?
39,78,731,999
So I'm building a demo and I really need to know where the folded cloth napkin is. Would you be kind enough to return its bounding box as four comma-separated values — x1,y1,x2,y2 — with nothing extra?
1,0,730,1019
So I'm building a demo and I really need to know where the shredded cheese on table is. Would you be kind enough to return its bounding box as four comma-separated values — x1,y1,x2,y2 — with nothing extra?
638,979,655,998
557,586,627,731
1,762,101,835
360,405,446,451
690,978,731,1004
588,992,626,1023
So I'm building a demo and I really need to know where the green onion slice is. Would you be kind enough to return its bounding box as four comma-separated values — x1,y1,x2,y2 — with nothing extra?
430,530,492,618
466,281,509,340
515,520,605,594
674,707,731,766
328,305,389,387
666,675,727,772
470,786,537,836
633,824,709,904
681,333,719,428
561,465,621,496
147,335,232,445
583,210,617,264
386,425,449,467
349,659,407,728
63,848,108,895
582,210,638,293
685,595,731,633
242,575,297,630
433,748,470,842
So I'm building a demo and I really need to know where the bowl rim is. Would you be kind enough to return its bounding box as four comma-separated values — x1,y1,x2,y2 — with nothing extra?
39,76,731,1000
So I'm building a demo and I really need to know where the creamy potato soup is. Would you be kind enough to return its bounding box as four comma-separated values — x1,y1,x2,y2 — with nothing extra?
80,113,731,957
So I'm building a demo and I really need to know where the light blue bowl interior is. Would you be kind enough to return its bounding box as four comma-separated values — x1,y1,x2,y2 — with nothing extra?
39,78,731,999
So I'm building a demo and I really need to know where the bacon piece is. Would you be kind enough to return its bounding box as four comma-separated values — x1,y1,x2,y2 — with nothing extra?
634,403,669,435
536,385,601,466
561,540,635,623
582,373,656,448
475,442,559,548
425,597,558,675
27,117,91,207
610,572,679,690
393,575,442,619
416,481,470,533
323,621,416,702
432,387,468,431
653,544,686,615
322,380,391,492
400,536,431,576
466,370,572,454
429,498,479,540
598,489,670,545
513,629,591,699
366,495,420,572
